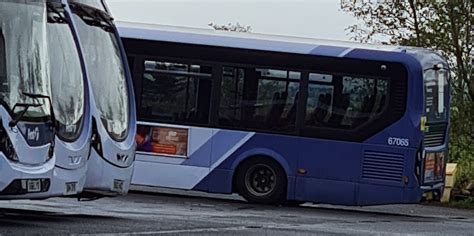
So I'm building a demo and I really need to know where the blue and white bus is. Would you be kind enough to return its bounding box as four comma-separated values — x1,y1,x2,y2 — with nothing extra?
0,0,90,199
69,1,136,196
119,22,450,205
46,0,92,198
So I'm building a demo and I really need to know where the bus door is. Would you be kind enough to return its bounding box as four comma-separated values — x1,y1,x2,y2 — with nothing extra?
132,57,214,190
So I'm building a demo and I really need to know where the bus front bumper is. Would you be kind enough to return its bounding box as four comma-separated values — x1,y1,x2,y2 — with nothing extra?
83,149,133,196
421,181,445,201
47,165,87,197
0,154,54,199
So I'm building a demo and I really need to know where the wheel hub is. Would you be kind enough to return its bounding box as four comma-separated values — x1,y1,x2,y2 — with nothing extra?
245,164,277,197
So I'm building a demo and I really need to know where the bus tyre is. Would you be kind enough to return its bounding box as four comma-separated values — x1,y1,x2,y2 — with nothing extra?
235,157,287,205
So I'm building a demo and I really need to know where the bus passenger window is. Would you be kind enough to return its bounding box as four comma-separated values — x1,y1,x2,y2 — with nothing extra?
141,60,212,125
305,84,334,127
341,76,389,128
256,69,300,131
305,73,339,128
219,67,245,127
305,74,389,130
218,67,300,133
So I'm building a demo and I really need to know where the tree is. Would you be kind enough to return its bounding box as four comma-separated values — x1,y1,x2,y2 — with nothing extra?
341,1,472,98
208,22,252,33
341,0,473,188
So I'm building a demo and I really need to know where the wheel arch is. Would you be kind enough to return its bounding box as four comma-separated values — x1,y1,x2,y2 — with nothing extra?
230,148,293,193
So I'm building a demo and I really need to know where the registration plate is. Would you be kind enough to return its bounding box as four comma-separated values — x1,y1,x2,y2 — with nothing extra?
65,182,77,195
113,179,124,192
27,179,41,193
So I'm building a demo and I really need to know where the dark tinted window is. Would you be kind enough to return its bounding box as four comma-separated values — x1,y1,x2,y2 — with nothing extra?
124,40,408,142
47,5,85,141
0,2,53,120
305,74,389,129
305,83,334,126
68,0,105,11
218,67,300,132
424,70,448,122
219,67,244,126
71,2,129,141
141,60,212,125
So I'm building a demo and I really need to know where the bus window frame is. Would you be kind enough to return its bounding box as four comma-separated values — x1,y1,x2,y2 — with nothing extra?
217,65,302,133
302,73,392,135
123,38,408,142
140,57,214,125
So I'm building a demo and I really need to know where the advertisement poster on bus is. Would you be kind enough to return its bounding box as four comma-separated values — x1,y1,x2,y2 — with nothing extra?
136,124,189,157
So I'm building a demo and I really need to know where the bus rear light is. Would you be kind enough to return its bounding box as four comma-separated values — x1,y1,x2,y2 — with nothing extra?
403,176,409,185
415,150,423,183
423,151,446,182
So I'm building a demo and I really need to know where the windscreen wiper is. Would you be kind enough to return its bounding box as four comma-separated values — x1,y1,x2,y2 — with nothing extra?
22,92,57,128
9,103,42,128
9,93,57,133
47,2,69,24
69,2,115,33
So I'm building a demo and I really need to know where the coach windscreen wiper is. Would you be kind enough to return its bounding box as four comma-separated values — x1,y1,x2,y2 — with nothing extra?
47,2,69,24
69,2,115,33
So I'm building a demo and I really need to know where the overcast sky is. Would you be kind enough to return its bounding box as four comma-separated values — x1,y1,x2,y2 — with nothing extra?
106,0,357,41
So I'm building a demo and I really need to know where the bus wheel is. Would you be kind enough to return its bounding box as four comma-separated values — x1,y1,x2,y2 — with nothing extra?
235,157,287,204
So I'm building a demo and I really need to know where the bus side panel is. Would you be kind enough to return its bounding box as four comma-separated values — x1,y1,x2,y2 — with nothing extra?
360,144,419,188
297,138,363,182
203,169,232,193
364,115,422,150
202,169,297,200
294,138,362,204
196,132,299,199
295,178,357,205
357,144,422,205
357,184,422,206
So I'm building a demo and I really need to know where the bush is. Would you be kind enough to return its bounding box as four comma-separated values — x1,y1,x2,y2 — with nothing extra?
449,95,474,194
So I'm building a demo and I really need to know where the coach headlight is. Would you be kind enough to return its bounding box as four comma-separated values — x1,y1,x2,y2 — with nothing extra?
0,125,19,162
47,142,54,161
91,119,103,157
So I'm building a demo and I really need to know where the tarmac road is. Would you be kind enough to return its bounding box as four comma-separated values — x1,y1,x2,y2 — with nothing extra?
0,186,473,235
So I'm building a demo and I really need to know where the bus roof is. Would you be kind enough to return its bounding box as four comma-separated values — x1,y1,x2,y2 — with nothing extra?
117,21,405,58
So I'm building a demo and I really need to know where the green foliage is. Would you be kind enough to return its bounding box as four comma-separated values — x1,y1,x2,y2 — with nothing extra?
449,196,474,209
450,91,474,187
341,0,473,189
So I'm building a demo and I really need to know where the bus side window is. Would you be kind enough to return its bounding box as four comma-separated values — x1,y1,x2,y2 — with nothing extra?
305,83,334,127
255,69,300,131
218,67,300,133
305,74,389,130
140,60,212,125
219,67,245,127
341,76,389,128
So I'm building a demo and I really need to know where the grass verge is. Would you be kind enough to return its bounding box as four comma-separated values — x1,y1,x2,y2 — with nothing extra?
449,197,474,209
